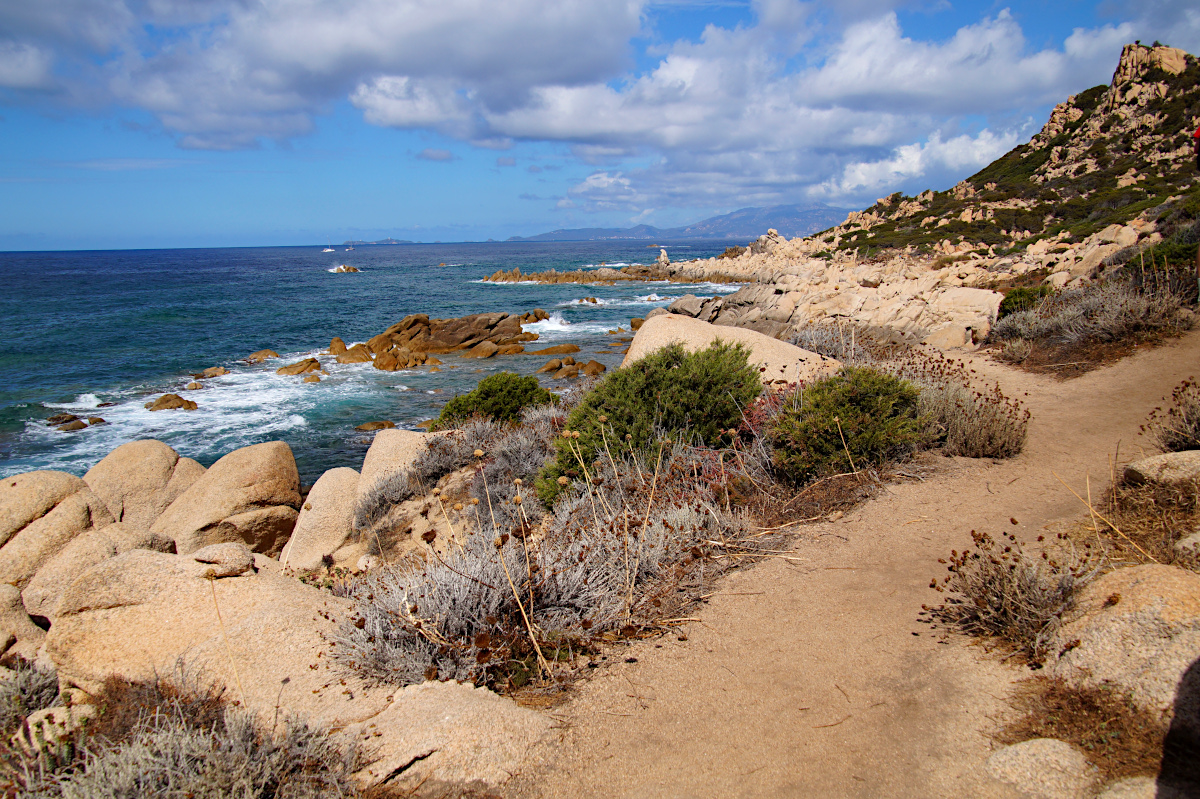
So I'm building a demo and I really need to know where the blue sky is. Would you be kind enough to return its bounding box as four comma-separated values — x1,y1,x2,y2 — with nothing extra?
1,0,1197,250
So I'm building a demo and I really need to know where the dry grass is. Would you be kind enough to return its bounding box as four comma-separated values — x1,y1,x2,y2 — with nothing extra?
1089,477,1200,570
922,530,1104,664
997,677,1168,782
987,277,1192,376
1143,377,1200,453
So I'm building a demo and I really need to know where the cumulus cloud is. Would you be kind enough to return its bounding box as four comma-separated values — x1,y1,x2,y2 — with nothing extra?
3,0,1197,209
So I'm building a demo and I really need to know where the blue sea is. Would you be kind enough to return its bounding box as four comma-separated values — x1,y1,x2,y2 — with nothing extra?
0,241,742,483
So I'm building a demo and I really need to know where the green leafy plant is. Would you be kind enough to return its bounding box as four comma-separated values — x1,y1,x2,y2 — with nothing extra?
432,372,553,430
536,342,761,503
770,367,929,485
998,285,1055,318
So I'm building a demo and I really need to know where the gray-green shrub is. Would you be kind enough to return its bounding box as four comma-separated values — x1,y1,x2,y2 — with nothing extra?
770,367,929,485
536,341,761,503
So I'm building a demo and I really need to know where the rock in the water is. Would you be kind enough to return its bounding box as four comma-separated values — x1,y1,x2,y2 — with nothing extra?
56,420,87,432
336,344,373,364
1124,451,1200,487
151,441,301,555
332,264,359,273
0,473,115,590
373,349,404,371
86,417,106,426
276,358,321,376
462,341,500,359
83,439,205,532
329,337,348,355
280,467,359,571
668,294,704,317
1048,565,1200,729
201,366,228,378
246,349,280,363
497,344,525,355
581,360,607,376
22,522,174,619
631,317,644,330
355,421,396,432
184,381,203,390
536,359,562,374
45,413,78,426
528,344,580,356
303,374,321,383
144,393,198,411
986,738,1101,799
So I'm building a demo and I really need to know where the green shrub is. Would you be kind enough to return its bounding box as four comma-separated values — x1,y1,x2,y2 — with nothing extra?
536,342,761,503
432,372,553,430
770,367,929,485
998,285,1055,318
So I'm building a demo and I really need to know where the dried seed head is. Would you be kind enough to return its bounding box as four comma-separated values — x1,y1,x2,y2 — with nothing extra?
572,431,581,439
625,433,632,441
513,495,522,505
557,476,569,486
453,502,464,511
513,477,522,485
432,487,441,496
598,415,607,423
494,536,504,548
470,497,480,505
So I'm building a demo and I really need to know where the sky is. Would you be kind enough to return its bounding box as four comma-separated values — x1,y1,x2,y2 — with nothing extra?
1,0,1198,250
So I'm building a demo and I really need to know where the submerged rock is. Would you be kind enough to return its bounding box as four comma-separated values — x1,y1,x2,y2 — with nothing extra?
144,393,198,411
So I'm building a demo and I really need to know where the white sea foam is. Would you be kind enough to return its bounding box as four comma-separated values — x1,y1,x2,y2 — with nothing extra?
45,394,103,410
522,312,612,338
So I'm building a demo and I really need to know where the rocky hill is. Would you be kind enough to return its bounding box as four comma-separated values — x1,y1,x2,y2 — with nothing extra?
506,203,851,241
809,43,1198,261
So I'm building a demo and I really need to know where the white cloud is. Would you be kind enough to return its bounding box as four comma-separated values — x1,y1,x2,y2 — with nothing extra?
417,148,454,162
3,0,1197,211
0,42,54,89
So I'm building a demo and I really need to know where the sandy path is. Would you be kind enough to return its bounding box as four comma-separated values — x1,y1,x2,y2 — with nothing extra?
508,331,1200,798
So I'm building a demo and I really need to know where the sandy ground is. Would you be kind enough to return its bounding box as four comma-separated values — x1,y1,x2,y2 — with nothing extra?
506,330,1200,798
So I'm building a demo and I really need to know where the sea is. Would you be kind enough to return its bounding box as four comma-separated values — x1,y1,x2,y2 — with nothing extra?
0,240,743,484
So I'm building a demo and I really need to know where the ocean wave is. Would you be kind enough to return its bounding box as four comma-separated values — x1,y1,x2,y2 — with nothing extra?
522,312,613,338
558,293,679,308
45,393,104,410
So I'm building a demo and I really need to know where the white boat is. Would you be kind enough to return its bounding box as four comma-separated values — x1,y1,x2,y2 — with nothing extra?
345,245,355,251
322,247,334,252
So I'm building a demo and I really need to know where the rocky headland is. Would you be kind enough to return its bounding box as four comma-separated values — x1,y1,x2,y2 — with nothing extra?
3,42,1199,797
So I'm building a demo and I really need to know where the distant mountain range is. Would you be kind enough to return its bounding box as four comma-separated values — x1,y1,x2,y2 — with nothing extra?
507,203,853,243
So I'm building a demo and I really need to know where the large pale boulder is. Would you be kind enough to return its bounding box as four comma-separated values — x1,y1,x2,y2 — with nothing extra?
281,467,359,571
349,680,551,792
0,584,47,661
622,314,841,386
0,471,84,548
46,545,551,790
151,441,301,555
1047,565,1200,730
986,739,1101,799
0,473,114,590
1123,451,1200,487
83,440,205,531
22,523,174,620
46,546,388,727
356,429,432,507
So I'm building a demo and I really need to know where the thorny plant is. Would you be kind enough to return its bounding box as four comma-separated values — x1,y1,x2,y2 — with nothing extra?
922,530,1104,665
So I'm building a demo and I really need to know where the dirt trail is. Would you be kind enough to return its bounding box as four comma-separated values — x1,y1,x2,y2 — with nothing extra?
509,331,1200,798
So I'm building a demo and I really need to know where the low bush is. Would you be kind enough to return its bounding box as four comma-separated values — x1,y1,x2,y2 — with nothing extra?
918,381,1030,459
0,657,59,737
432,372,553,430
990,278,1188,347
1143,376,1200,452
536,342,760,503
998,285,1054,318
770,367,929,485
5,673,364,799
924,531,1103,664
